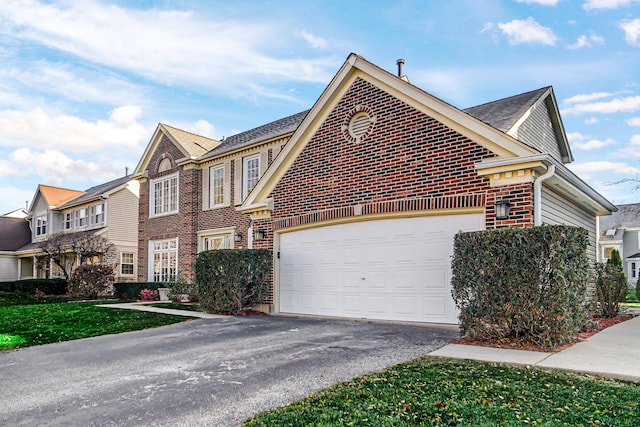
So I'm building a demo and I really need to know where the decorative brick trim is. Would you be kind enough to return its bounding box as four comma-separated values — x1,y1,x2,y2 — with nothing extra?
272,193,486,230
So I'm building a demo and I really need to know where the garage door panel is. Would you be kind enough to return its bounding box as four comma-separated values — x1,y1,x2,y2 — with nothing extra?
279,214,484,324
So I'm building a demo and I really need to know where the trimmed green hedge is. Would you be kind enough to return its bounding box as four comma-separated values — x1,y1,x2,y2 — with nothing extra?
114,282,162,300
451,225,589,349
195,249,272,314
0,281,16,292
14,278,67,295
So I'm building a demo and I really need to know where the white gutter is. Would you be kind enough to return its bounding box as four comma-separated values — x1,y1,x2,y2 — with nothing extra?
534,164,555,226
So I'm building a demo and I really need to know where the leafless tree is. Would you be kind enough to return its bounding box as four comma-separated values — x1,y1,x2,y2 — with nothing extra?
38,232,117,280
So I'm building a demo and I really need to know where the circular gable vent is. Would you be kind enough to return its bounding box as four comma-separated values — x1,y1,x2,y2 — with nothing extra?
342,105,376,143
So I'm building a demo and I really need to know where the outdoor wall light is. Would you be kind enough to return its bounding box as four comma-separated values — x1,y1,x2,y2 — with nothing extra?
255,228,265,241
234,232,243,242
495,198,511,220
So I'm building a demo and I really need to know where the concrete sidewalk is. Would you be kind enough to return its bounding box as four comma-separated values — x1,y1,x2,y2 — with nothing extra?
97,302,226,319
429,314,640,382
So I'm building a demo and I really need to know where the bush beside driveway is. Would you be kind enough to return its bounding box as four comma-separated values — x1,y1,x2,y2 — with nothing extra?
0,315,457,426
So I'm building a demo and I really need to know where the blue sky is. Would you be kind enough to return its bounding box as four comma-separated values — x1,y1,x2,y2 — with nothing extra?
0,0,639,215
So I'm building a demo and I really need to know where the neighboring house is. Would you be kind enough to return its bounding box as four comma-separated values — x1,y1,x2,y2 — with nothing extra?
0,215,31,281
14,176,140,282
598,203,640,287
2,208,28,219
135,53,615,325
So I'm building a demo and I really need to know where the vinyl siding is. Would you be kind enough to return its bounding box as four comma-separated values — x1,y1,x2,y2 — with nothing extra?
104,180,139,244
512,101,563,161
541,186,597,263
0,254,18,281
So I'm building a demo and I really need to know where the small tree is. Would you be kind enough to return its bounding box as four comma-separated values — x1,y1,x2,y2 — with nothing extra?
67,264,115,299
38,232,76,280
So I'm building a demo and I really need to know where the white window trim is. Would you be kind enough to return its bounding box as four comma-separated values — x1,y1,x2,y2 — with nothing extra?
209,164,225,208
120,252,135,276
150,172,179,217
242,154,260,200
64,212,73,230
148,237,178,282
35,214,48,236
197,227,236,252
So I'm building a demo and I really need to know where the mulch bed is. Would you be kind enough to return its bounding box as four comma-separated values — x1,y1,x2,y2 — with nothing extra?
452,313,635,353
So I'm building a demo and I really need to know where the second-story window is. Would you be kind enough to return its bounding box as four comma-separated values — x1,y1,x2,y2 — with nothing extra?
35,214,47,236
151,173,178,216
76,208,87,227
64,213,72,230
92,203,105,225
210,165,224,207
243,154,260,200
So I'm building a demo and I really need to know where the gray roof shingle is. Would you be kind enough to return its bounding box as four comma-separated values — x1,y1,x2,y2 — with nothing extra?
464,87,551,132
201,110,309,159
0,217,31,251
57,175,133,209
599,203,640,233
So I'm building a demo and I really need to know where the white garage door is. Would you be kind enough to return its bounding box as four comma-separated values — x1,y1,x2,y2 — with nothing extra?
278,214,484,324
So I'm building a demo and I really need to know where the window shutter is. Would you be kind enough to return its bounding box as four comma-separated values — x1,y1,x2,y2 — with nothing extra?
234,159,242,205
224,160,231,207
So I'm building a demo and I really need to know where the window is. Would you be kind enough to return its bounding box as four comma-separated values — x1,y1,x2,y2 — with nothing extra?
204,235,230,250
210,165,224,207
91,203,104,225
198,227,235,252
604,247,614,259
243,155,260,199
150,238,177,282
121,252,135,276
151,173,178,216
64,213,72,230
75,208,87,227
35,215,47,236
632,262,637,279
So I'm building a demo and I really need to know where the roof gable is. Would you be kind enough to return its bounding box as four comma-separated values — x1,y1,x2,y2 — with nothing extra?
134,123,221,174
242,53,538,211
32,185,84,210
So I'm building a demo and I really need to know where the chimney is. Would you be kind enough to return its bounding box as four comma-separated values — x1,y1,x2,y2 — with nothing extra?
125,166,129,176
396,59,405,77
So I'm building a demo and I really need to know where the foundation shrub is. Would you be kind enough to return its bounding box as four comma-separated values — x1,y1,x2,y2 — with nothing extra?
451,225,589,349
67,264,115,299
0,281,16,292
113,282,161,299
166,276,198,303
194,249,271,314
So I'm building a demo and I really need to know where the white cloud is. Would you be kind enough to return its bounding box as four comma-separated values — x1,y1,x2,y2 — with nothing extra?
497,17,557,46
562,95,640,115
568,161,640,180
0,105,149,151
191,120,216,138
296,30,329,50
620,19,640,47
632,135,640,145
9,148,109,185
564,91,616,105
515,0,560,5
584,0,640,11
627,117,640,126
585,117,599,124
0,1,336,100
567,132,615,150
567,32,604,49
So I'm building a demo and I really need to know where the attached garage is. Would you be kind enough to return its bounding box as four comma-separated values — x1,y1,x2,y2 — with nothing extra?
278,214,484,324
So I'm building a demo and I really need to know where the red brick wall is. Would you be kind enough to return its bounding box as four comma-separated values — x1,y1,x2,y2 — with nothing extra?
268,77,534,233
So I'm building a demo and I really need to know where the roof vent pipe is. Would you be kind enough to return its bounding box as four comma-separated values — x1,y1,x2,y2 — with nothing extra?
396,58,405,77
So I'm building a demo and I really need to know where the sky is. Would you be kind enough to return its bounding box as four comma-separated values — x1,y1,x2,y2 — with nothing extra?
0,0,639,216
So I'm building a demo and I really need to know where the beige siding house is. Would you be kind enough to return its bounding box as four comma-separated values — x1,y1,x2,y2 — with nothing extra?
14,176,140,282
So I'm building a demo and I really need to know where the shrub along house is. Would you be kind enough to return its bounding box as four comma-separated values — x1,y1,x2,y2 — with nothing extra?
135,53,615,324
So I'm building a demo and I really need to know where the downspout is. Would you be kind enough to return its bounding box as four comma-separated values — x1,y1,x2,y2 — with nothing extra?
534,164,555,226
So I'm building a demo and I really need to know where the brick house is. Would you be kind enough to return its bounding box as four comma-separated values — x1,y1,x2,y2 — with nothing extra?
136,53,615,324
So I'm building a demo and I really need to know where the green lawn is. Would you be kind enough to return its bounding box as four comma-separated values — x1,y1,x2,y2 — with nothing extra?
0,293,196,351
244,358,640,426
625,289,640,308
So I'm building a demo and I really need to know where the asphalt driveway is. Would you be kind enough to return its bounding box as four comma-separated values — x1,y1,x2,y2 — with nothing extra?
0,315,457,426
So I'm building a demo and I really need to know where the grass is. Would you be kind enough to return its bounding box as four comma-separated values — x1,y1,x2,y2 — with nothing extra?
244,358,640,426
0,293,196,351
624,289,640,308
